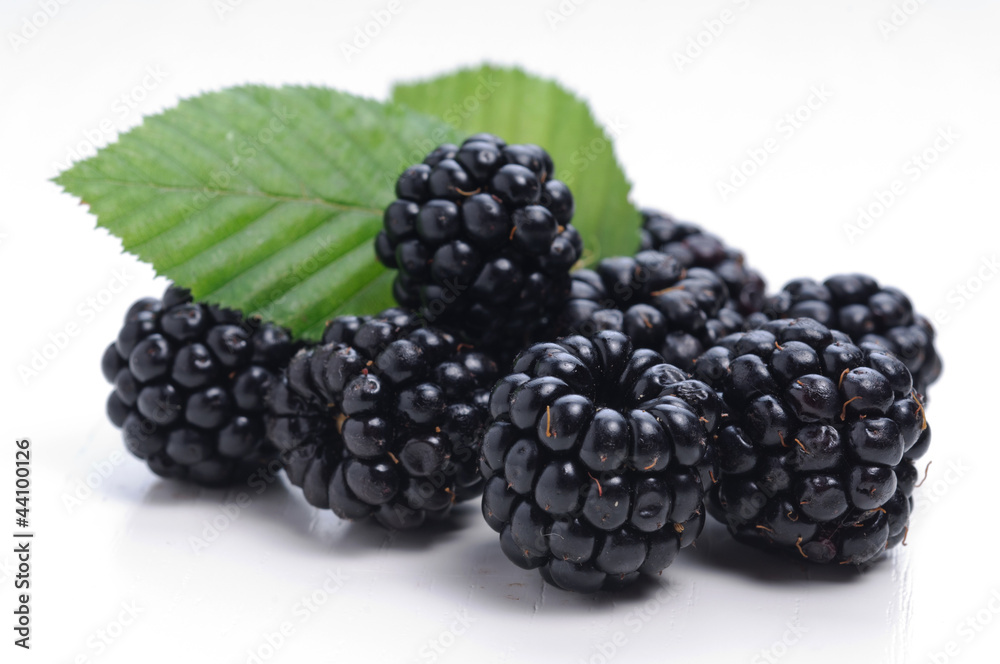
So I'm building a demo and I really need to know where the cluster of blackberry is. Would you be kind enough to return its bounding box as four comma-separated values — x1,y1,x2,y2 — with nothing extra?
100,135,941,594
374,133,580,357
639,209,767,315
556,210,771,372
265,309,497,529
693,318,929,563
100,285,297,485
765,274,941,397
480,331,717,592
557,252,747,370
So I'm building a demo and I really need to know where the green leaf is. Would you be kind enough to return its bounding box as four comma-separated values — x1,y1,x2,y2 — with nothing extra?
393,65,639,263
54,85,462,339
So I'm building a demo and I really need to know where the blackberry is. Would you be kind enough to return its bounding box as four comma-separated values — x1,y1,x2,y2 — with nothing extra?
480,331,717,592
265,309,498,529
639,209,767,315
765,274,941,397
375,134,581,355
693,318,931,565
557,251,748,371
101,285,297,486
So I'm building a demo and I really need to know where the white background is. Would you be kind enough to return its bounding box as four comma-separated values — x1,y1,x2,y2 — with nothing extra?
2,1,999,662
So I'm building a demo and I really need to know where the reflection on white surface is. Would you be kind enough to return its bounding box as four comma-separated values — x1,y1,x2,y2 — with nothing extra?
32,425,921,663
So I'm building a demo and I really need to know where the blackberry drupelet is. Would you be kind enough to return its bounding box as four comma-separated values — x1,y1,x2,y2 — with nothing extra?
766,274,941,397
480,330,718,592
639,209,767,316
265,309,498,529
101,285,298,486
693,317,931,565
557,250,749,371
375,133,581,355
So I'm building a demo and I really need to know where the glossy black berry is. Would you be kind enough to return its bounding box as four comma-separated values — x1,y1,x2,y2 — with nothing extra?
265,309,498,529
455,140,503,181
101,284,298,486
639,209,767,316
558,250,749,370
765,274,941,397
481,331,717,592
377,136,580,355
695,318,931,565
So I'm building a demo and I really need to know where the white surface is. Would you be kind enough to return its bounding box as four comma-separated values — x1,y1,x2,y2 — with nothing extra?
2,1,1000,662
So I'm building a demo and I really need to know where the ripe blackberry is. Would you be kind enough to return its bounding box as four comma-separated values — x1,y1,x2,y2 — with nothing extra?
265,309,498,529
766,274,941,397
693,318,931,565
101,285,298,486
480,331,717,592
375,134,581,355
639,209,767,315
557,250,749,371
